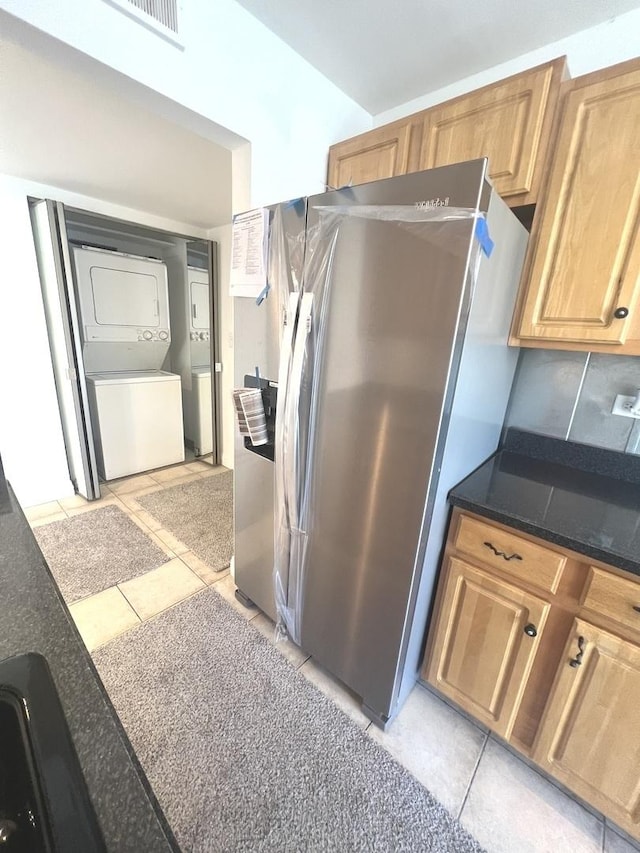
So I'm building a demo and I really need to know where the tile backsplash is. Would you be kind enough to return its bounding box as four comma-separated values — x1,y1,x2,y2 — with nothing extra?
505,349,640,455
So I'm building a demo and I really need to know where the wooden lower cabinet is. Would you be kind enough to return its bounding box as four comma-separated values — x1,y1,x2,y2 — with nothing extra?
423,508,640,841
425,557,549,739
534,619,640,838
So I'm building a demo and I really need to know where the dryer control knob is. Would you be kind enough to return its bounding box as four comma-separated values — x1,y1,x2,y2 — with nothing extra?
142,330,153,341
159,330,169,341
190,332,198,341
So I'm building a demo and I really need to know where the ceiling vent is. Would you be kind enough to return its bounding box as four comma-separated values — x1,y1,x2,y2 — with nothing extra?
104,0,184,47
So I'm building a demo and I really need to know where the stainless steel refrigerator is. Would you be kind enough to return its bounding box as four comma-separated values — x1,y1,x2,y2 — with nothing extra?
233,160,527,727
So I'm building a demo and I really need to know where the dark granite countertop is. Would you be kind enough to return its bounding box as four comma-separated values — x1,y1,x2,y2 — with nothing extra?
449,430,640,578
0,460,178,852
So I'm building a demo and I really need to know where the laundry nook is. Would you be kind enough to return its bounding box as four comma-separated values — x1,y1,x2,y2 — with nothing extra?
31,203,216,499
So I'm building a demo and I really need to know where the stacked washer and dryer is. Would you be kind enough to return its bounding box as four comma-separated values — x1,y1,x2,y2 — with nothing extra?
73,246,185,481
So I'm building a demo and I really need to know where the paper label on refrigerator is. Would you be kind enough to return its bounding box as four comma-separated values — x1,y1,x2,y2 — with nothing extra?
230,208,269,297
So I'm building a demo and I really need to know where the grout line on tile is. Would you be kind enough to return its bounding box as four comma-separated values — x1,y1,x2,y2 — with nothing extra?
70,586,118,608
123,583,210,626
457,731,489,821
180,562,207,585
490,731,610,826
123,509,152,533
565,352,591,440
147,584,208,620
117,584,144,622
605,822,640,853
29,511,68,528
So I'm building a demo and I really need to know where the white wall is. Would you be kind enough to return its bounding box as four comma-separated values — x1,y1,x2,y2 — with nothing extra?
374,8,640,125
0,174,212,506
0,34,233,230
0,0,371,207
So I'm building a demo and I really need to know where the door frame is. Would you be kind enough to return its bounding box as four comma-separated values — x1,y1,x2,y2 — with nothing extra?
31,197,222,498
30,199,101,499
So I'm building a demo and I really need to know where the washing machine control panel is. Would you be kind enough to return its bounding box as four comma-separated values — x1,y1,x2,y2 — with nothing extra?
137,329,170,342
190,331,210,341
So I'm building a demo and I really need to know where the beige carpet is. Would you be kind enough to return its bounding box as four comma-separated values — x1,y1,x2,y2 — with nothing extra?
93,587,486,853
137,470,232,572
34,505,169,603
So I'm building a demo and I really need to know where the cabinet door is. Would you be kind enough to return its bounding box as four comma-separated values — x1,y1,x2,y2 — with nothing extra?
516,61,640,345
190,281,209,330
425,557,549,739
327,120,411,189
419,59,564,203
534,619,640,838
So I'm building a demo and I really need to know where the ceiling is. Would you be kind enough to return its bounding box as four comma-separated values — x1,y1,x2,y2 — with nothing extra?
0,34,232,230
235,0,640,113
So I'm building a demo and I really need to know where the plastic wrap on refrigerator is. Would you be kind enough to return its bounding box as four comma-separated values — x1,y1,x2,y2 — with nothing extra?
273,204,492,646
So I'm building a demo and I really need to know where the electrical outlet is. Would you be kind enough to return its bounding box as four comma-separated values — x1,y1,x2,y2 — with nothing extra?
612,394,640,419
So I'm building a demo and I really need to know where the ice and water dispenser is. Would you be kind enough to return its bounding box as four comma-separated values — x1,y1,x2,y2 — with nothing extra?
233,375,277,462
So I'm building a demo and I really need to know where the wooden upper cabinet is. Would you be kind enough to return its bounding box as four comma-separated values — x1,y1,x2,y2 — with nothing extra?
534,619,640,838
327,119,415,189
419,58,565,204
424,557,549,739
326,58,564,197
514,59,640,349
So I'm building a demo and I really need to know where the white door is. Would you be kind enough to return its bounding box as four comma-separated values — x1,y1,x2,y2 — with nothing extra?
190,279,210,330
30,200,100,500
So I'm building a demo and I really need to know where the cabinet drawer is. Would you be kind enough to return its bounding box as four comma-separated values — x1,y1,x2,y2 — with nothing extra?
454,515,566,593
582,567,640,637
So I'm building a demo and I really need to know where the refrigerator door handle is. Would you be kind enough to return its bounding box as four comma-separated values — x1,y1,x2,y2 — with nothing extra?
275,291,301,518
284,292,313,532
275,290,313,644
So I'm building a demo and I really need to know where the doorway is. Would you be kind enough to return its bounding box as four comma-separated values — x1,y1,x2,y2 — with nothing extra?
30,200,221,500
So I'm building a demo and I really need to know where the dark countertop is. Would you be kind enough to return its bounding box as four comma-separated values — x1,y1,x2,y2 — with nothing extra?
0,461,178,852
449,430,640,578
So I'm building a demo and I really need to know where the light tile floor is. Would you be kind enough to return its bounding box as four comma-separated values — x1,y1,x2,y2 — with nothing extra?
26,458,230,652
25,461,640,853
